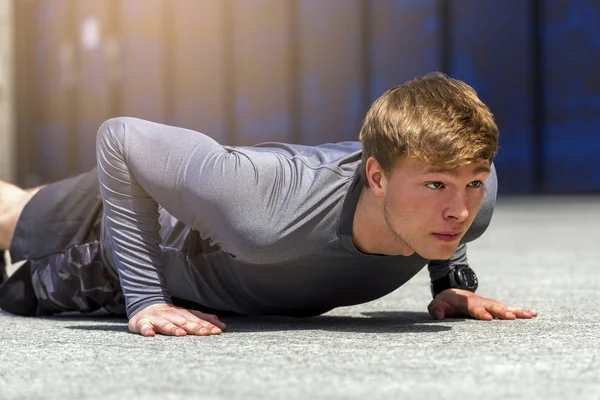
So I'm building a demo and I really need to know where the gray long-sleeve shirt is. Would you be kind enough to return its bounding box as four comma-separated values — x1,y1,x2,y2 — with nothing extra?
97,117,497,318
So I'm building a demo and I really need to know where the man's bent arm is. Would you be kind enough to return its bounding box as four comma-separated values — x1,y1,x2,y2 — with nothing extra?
96,117,226,318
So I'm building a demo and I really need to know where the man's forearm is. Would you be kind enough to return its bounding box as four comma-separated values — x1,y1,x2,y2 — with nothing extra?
113,260,174,317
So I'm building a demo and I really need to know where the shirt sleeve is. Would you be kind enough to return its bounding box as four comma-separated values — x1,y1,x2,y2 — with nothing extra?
96,117,227,318
427,162,498,282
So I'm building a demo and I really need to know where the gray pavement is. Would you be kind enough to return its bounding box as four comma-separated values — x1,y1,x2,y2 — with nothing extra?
1,196,599,400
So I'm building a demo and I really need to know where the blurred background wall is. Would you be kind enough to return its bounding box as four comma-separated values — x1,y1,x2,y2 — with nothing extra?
2,0,600,195
0,0,14,182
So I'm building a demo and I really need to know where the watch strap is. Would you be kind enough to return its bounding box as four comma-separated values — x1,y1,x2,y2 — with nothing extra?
431,272,454,298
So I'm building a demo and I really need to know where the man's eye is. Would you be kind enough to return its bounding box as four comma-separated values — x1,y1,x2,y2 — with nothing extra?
426,182,444,189
468,181,483,188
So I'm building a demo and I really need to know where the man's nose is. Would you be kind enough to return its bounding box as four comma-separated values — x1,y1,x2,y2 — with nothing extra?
444,192,469,222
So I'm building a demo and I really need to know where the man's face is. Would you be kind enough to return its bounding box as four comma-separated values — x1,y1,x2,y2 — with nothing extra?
379,156,491,260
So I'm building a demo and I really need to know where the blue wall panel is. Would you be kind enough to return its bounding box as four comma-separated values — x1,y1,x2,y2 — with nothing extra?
542,0,600,193
369,0,440,102
449,1,535,194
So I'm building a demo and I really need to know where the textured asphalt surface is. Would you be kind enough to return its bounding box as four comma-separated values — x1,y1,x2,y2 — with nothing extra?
1,196,599,400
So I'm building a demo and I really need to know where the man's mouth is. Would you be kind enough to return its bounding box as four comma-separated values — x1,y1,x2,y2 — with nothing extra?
432,232,461,242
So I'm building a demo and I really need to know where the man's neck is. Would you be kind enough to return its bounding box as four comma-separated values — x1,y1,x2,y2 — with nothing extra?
351,187,413,256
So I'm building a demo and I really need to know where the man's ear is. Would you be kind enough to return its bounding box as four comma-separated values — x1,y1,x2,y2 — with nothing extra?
365,156,386,197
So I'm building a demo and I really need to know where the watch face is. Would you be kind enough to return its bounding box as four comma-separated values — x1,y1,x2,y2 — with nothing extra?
457,267,478,290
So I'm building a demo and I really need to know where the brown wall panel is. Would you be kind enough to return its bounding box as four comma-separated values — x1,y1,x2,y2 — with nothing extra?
0,0,16,182
74,0,113,172
33,0,75,183
298,0,364,144
14,0,36,185
232,0,293,145
169,0,227,143
117,0,166,122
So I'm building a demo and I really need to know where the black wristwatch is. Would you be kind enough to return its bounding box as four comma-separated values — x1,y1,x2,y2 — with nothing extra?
430,265,478,298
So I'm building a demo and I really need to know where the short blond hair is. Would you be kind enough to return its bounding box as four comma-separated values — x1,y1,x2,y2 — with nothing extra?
359,72,499,185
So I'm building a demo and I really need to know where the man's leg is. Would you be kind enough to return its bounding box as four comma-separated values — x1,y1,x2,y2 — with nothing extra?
0,180,43,251
0,180,42,287
0,171,125,316
0,180,43,313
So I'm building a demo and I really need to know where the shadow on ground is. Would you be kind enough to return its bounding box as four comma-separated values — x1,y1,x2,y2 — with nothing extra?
54,311,460,335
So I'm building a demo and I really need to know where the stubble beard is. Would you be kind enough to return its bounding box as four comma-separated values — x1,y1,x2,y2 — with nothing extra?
383,201,413,256
383,201,457,259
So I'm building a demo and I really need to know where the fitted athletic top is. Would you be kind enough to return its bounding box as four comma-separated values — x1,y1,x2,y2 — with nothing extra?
97,117,497,318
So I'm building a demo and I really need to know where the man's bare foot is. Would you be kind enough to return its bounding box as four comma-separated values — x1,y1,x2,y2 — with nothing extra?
0,180,43,249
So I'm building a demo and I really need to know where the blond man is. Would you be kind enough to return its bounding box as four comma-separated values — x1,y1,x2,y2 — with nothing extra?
0,72,536,337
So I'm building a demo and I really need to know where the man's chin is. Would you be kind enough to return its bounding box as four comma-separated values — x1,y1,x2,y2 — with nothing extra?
415,245,458,260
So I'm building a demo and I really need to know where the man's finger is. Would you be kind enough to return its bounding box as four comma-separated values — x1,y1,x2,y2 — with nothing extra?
470,305,493,321
507,307,537,319
166,313,208,329
485,303,515,320
159,311,218,334
154,319,187,336
174,314,219,335
176,320,204,335
189,316,221,334
193,319,222,335
501,311,517,320
138,321,156,337
429,307,445,320
179,320,221,336
189,310,227,330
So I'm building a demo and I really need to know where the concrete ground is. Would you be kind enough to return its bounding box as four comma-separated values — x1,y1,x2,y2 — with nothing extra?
1,196,599,400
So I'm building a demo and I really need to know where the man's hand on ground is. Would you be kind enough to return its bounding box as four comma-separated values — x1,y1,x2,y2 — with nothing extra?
128,303,227,337
428,288,538,321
